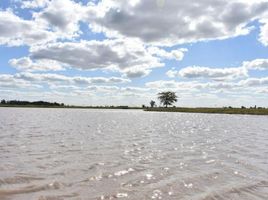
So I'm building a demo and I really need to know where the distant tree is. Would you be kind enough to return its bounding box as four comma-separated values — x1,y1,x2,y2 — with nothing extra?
150,100,156,108
142,104,146,108
158,91,178,108
1,99,6,104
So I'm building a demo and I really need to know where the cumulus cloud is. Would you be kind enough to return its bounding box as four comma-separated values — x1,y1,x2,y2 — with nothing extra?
3,0,268,48
0,1,85,46
148,47,187,61
14,72,130,85
21,0,50,9
239,77,268,87
145,80,206,92
167,58,268,81
30,39,164,77
86,0,268,46
242,58,268,70
0,74,41,89
0,10,55,46
258,18,268,46
33,0,85,37
82,85,152,95
0,72,130,94
166,68,180,78
9,57,64,72
145,78,268,93
123,68,152,78
179,66,248,81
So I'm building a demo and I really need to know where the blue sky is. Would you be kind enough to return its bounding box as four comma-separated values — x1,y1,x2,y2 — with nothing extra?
1,0,268,107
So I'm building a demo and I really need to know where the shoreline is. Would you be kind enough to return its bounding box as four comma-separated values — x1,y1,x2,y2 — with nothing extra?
144,107,268,115
1,105,268,115
0,105,142,110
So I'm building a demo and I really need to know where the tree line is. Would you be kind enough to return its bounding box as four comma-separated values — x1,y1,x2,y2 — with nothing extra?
0,100,65,107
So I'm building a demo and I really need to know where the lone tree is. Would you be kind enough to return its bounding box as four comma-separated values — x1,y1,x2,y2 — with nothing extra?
150,100,156,108
158,91,178,108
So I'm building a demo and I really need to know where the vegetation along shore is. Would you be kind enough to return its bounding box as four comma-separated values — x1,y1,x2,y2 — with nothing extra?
1,92,268,115
0,100,141,109
144,107,268,115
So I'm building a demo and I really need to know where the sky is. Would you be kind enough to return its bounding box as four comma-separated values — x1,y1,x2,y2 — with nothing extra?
1,0,268,107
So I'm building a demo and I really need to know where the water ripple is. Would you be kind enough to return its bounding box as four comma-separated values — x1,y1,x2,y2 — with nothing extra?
0,108,267,199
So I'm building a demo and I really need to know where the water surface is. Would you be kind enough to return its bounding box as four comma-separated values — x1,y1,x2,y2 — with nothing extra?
0,108,267,200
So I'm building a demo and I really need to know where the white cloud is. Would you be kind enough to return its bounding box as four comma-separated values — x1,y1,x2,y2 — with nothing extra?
179,66,248,81
258,18,268,46
0,72,130,94
14,72,130,85
146,76,268,93
0,10,55,46
166,68,179,78
243,58,268,70
30,39,164,77
239,77,268,87
123,68,152,78
3,0,268,48
21,0,50,9
33,0,85,37
146,80,203,91
148,47,187,61
9,57,64,72
86,0,268,46
0,74,41,89
0,1,85,46
167,58,268,80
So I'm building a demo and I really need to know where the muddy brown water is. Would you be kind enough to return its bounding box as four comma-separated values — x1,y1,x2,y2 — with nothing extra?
0,108,267,200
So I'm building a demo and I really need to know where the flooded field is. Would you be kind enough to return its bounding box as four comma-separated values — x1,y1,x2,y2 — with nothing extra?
0,108,267,200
